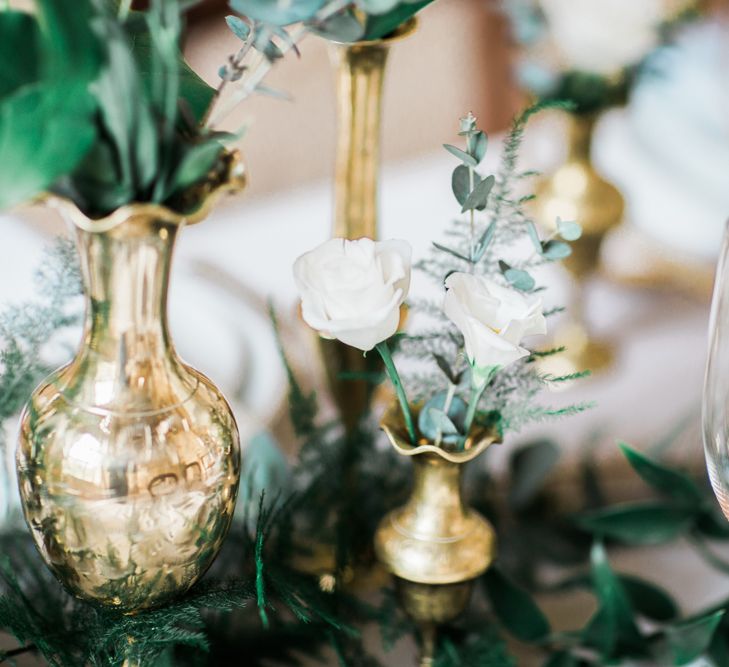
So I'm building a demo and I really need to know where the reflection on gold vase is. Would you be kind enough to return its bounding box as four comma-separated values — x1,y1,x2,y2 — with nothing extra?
532,113,624,375
375,403,499,667
15,154,245,612
321,19,417,432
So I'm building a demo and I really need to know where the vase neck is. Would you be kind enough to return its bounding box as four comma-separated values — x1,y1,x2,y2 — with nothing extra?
406,454,467,534
566,114,596,163
64,216,193,412
331,40,390,240
76,219,175,355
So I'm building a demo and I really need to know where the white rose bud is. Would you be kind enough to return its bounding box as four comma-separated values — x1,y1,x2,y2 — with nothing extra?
444,272,546,377
293,237,412,352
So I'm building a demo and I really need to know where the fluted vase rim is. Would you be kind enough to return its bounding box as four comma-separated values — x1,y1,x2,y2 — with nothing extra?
380,401,501,464
46,149,246,234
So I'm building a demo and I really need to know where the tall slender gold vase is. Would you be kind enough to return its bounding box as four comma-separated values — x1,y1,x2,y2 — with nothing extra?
375,403,499,666
16,154,245,612
532,113,624,375
320,19,416,432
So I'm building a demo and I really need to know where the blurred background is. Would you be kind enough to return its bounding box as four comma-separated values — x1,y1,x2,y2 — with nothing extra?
3,0,729,647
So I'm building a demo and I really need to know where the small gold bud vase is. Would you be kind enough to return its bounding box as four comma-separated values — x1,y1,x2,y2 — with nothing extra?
374,403,499,666
15,153,245,612
532,113,624,375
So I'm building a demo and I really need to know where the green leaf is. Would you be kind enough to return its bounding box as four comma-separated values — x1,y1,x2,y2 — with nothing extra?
472,220,496,262
542,652,578,667
0,82,96,210
433,241,470,263
170,140,223,195
471,130,488,162
361,0,433,41
526,221,542,252
509,440,560,509
231,0,326,26
451,164,479,207
695,509,729,539
557,217,582,241
582,541,643,659
619,575,678,622
417,392,466,445
667,610,725,665
443,143,478,167
577,503,695,545
541,240,572,260
225,14,251,41
619,442,703,507
500,261,535,292
482,566,550,643
461,174,495,212
310,9,365,42
0,11,40,98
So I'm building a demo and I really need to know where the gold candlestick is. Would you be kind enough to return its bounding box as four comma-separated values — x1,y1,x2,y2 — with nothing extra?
532,113,624,375
375,403,499,666
320,19,417,432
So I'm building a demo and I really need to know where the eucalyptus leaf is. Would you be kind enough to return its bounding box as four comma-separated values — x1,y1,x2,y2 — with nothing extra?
472,220,496,262
471,130,488,162
500,261,535,292
667,610,725,665
230,0,326,26
482,566,550,643
619,442,703,507
541,240,572,260
461,174,495,213
310,9,365,42
577,503,695,545
417,392,467,444
451,164,478,207
557,217,582,241
526,220,542,253
443,143,478,167
433,242,470,263
225,14,251,41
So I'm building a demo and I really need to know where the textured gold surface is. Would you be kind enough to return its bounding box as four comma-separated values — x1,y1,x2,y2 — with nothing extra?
532,114,623,373
375,403,498,664
16,165,243,613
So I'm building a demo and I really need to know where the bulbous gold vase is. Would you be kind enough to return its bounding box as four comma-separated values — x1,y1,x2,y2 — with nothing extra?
16,154,245,612
374,403,499,666
532,113,624,375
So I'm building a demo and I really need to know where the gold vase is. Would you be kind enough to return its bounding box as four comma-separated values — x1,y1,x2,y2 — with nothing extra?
374,403,499,666
532,113,624,375
15,154,245,612
320,19,417,432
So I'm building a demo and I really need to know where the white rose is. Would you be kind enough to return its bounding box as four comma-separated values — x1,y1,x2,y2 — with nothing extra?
540,0,665,75
293,237,411,352
444,272,546,373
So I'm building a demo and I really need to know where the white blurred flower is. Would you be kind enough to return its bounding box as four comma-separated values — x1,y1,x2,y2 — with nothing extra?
444,272,546,376
293,237,411,351
540,0,666,75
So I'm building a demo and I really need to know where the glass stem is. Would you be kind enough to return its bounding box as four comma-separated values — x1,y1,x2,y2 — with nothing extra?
376,341,416,444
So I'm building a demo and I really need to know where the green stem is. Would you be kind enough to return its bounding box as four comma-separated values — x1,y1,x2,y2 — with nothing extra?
460,370,495,450
376,341,416,445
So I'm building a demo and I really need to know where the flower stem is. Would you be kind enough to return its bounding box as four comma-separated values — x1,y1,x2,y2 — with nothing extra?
376,341,416,445
460,381,487,451
435,382,456,448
